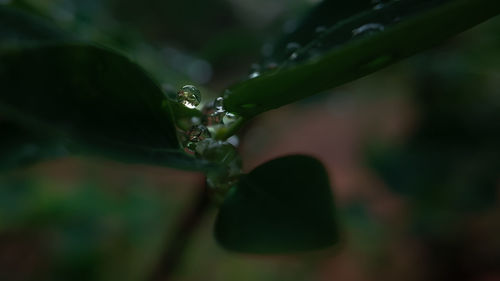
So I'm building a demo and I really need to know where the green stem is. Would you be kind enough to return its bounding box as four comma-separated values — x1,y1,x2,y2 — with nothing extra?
214,117,247,141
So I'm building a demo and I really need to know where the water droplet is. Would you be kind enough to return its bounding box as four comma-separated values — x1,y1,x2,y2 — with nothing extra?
352,23,385,37
183,124,210,152
248,72,260,79
202,97,226,126
184,142,197,153
177,85,201,109
214,97,224,110
226,135,240,147
208,111,225,125
196,139,242,190
190,116,201,125
285,42,301,61
223,112,237,125
195,139,234,161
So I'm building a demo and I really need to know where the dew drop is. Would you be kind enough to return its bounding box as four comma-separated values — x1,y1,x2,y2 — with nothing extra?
223,112,237,125
197,139,242,190
248,71,260,79
183,124,210,152
195,139,236,162
226,135,240,147
177,85,201,108
190,116,201,125
214,97,224,110
352,23,385,37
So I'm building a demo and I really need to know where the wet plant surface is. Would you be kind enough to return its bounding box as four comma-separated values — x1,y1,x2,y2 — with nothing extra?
1,0,499,281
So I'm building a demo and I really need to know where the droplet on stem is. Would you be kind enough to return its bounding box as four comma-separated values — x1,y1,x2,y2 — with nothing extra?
177,85,201,108
248,71,260,79
183,124,210,152
223,112,237,125
352,23,385,37
202,97,226,126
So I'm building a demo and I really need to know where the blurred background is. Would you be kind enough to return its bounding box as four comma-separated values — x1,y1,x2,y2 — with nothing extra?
1,0,499,280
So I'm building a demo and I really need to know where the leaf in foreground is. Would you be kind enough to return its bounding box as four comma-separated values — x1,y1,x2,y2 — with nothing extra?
215,155,338,253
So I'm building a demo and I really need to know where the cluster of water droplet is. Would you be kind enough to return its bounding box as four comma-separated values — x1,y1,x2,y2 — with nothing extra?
175,85,242,200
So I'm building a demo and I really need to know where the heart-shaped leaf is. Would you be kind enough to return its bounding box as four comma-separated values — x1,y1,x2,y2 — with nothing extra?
0,44,211,171
215,155,338,253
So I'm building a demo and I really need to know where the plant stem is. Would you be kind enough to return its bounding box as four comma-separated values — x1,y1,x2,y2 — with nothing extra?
149,180,211,281
214,116,247,141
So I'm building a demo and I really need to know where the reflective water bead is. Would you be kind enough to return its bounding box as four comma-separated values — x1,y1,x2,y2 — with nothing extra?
200,140,242,190
197,139,239,165
352,23,385,37
177,85,201,108
248,71,260,79
184,124,210,146
214,97,224,110
226,135,239,147
184,141,198,153
202,98,225,126
250,63,261,73
223,112,237,125
190,116,201,125
286,42,301,54
206,156,242,191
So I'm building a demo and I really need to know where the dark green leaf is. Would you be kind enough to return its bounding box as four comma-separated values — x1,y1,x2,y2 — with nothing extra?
0,44,210,171
224,0,500,118
215,155,338,253
267,0,375,64
0,5,69,45
0,120,68,171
